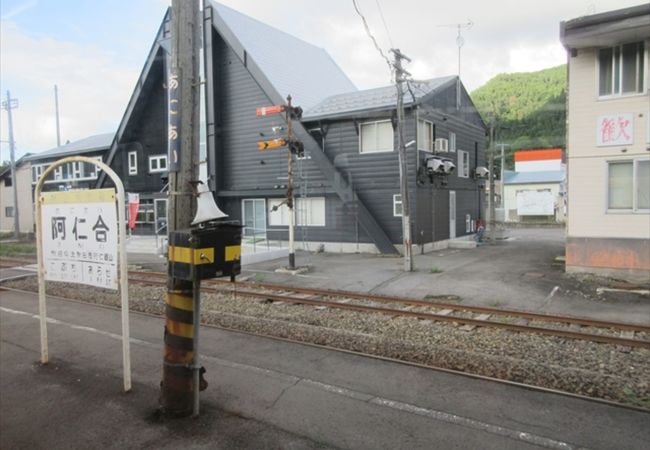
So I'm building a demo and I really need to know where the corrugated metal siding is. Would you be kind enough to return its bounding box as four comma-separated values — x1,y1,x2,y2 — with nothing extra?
209,29,485,247
413,94,487,242
215,33,327,192
111,67,168,195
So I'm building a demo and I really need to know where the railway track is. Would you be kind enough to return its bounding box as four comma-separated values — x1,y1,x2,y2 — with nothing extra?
2,258,648,349
126,270,650,349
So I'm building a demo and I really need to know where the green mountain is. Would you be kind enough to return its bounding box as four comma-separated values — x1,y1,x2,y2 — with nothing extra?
470,65,566,168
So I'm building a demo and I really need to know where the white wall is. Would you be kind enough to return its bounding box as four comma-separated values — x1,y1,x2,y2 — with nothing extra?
0,163,34,233
566,45,650,238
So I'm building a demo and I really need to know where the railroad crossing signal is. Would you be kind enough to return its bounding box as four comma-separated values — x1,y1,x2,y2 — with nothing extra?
256,104,303,119
256,105,285,116
257,138,287,151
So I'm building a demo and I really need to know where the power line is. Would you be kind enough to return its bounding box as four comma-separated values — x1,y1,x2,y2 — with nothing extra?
351,0,393,75
374,0,394,48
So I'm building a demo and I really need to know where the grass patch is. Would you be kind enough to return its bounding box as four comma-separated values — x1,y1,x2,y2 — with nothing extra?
429,266,443,274
623,387,650,409
0,241,36,257
253,273,266,283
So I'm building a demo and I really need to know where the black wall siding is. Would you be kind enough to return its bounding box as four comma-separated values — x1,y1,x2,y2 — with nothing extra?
412,95,487,243
214,33,326,194
207,29,486,248
109,64,168,196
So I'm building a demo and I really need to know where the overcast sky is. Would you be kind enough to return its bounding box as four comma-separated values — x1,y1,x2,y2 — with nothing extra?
0,0,643,160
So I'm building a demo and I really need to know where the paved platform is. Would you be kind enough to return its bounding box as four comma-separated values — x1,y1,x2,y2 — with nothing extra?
1,289,648,449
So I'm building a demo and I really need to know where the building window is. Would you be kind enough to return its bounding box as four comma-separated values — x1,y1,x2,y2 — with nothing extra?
128,151,138,175
417,119,433,151
296,197,325,226
5,206,14,217
268,198,290,226
598,42,645,97
449,132,457,152
465,214,471,233
4,176,12,187
32,165,46,183
360,120,393,154
149,155,168,173
458,150,470,178
608,159,650,211
269,197,325,226
393,194,403,217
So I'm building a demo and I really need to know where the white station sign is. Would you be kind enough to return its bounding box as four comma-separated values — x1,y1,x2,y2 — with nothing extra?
41,189,118,290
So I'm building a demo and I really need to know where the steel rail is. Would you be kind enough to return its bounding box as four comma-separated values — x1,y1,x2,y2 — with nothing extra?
126,275,650,349
2,284,646,412
129,270,650,334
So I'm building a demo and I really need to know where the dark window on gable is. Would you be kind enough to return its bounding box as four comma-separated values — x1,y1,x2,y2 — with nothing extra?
4,176,12,187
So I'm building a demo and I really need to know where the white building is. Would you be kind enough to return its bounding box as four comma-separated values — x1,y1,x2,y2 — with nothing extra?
560,4,650,282
0,156,34,234
502,149,566,223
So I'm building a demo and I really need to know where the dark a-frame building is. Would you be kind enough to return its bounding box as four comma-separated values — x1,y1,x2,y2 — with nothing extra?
99,2,487,254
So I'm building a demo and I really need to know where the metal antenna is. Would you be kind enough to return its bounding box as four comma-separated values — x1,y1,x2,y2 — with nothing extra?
438,20,473,109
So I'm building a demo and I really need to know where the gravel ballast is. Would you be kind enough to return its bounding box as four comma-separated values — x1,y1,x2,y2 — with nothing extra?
4,277,649,409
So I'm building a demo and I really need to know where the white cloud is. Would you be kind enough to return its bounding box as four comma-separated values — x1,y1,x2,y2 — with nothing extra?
0,20,139,160
1,0,644,162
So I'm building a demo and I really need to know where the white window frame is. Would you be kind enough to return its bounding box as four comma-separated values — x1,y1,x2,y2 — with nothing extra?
149,155,168,173
458,150,470,178
596,41,648,99
32,164,47,183
393,194,403,217
268,198,291,226
417,119,433,152
296,197,325,227
449,132,457,152
71,161,82,179
31,156,103,185
359,120,394,154
128,151,138,175
606,158,650,213
268,197,326,227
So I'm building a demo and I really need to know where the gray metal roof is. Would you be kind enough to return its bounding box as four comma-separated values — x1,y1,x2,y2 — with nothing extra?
26,132,114,162
303,76,457,120
504,170,565,185
211,1,357,110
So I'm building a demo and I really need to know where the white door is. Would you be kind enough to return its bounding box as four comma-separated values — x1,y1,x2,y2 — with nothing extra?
449,191,456,239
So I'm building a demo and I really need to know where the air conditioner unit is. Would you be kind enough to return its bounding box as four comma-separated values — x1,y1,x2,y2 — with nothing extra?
434,138,449,153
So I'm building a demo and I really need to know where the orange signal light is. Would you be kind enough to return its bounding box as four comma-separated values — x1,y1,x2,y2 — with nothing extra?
256,105,285,116
257,138,287,151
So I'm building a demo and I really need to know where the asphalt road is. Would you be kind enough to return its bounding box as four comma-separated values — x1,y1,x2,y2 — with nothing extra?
1,289,649,449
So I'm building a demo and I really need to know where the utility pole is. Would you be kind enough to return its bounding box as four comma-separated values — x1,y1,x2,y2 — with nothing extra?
497,143,509,208
54,85,61,147
391,48,413,272
286,95,296,269
160,0,201,418
2,91,20,239
488,121,496,242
